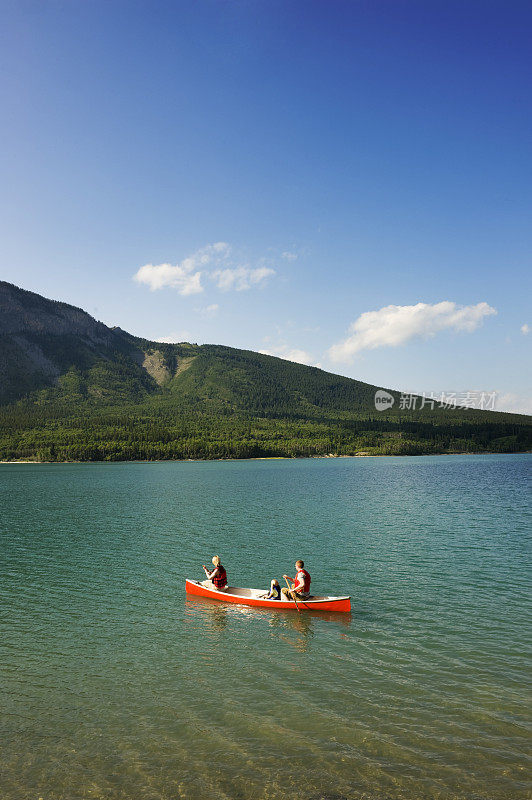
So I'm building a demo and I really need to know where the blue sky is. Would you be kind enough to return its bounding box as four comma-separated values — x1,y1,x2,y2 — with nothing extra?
1,0,531,412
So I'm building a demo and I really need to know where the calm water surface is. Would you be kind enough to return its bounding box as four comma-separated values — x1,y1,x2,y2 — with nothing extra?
1,455,530,800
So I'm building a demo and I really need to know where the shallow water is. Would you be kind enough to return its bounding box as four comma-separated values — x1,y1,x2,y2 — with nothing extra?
1,455,530,799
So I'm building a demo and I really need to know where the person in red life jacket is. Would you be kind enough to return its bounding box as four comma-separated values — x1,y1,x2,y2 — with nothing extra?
282,559,311,600
202,555,228,591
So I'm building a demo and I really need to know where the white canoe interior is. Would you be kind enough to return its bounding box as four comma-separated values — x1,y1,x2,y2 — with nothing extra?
187,579,349,604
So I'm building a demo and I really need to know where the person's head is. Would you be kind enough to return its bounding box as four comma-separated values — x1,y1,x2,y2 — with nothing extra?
295,559,304,569
271,579,280,587
212,555,221,567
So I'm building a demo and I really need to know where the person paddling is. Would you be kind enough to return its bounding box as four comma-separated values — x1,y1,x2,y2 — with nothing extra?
202,556,228,591
282,559,311,601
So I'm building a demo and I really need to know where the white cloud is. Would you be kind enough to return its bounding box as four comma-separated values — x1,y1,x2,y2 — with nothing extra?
259,344,320,367
133,242,230,294
328,301,497,362
281,251,298,261
197,303,219,316
521,323,530,335
212,266,275,291
496,392,532,415
134,263,203,295
134,242,279,295
155,331,191,343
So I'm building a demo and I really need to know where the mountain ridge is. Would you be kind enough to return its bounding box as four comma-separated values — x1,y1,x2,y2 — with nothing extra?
0,281,530,461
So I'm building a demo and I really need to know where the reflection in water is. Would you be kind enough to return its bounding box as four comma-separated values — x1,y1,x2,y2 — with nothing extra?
268,609,314,652
185,595,352,654
184,597,230,636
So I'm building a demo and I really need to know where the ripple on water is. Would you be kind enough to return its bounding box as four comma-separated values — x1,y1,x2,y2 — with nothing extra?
0,456,531,799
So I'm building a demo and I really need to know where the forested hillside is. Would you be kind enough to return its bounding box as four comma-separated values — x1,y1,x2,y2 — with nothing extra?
0,282,530,461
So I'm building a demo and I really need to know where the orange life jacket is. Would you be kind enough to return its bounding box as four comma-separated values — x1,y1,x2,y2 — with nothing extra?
295,568,310,593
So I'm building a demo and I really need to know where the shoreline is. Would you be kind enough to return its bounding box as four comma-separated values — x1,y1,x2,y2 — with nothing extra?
1,451,530,465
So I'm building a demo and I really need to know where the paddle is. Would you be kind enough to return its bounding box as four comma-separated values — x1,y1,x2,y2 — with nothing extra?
284,575,300,612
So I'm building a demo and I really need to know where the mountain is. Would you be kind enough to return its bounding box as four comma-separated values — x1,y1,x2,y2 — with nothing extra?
0,281,157,404
0,281,530,461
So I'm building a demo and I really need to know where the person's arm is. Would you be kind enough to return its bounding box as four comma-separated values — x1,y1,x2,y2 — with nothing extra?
283,574,296,590
203,565,220,579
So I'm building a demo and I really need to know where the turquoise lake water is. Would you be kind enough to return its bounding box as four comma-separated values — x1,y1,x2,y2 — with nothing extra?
1,455,530,800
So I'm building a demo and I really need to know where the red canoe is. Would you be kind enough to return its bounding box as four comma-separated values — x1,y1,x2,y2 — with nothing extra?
185,578,351,612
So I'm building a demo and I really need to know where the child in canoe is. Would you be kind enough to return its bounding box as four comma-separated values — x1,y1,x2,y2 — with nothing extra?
262,578,281,600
